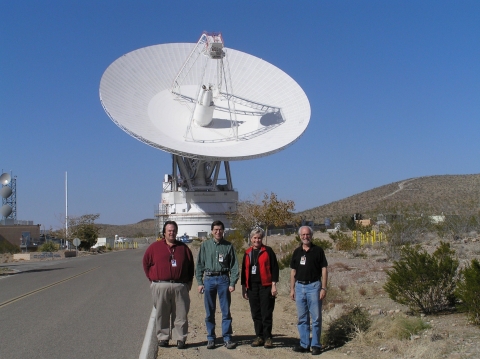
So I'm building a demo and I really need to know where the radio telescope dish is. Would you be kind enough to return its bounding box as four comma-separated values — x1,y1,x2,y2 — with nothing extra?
1,204,12,218
99,32,311,238
0,186,12,199
0,173,11,185
100,41,310,161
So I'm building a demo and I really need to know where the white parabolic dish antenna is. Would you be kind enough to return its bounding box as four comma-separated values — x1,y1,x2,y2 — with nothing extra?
0,173,11,186
99,33,311,238
99,40,310,160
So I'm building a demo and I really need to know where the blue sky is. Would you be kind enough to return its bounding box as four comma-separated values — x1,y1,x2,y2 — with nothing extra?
1,1,479,229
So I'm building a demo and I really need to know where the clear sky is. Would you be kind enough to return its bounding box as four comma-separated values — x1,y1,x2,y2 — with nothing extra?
1,1,479,229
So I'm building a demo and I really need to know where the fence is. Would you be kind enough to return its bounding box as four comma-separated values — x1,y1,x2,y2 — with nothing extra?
351,230,387,246
113,242,139,249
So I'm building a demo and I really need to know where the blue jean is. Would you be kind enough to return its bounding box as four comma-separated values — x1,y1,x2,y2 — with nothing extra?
295,281,322,349
204,275,232,342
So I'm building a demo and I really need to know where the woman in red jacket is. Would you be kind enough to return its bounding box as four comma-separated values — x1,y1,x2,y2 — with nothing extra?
241,227,279,349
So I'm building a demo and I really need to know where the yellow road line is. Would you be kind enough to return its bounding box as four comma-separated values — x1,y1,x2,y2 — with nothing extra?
0,266,99,309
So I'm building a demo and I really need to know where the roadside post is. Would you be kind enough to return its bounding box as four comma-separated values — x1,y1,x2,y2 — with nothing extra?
73,237,81,255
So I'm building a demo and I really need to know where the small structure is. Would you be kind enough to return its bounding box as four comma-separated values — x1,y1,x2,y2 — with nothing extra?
356,219,374,227
0,223,40,248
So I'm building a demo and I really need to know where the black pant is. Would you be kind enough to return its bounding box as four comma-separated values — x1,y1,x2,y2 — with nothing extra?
247,281,275,339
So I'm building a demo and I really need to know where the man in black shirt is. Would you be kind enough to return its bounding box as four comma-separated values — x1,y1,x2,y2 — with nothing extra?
290,226,328,355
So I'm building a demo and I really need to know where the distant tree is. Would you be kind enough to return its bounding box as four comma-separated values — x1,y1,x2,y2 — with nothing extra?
230,198,261,237
68,214,101,249
230,192,295,245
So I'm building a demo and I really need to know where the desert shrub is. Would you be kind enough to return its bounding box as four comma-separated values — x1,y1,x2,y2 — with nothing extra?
384,242,458,314
382,212,432,259
368,315,430,340
39,241,59,252
225,230,247,259
330,231,357,251
312,238,333,250
322,306,371,347
322,286,346,307
438,214,480,240
387,316,430,339
456,259,480,325
0,238,20,254
355,223,373,234
278,251,293,270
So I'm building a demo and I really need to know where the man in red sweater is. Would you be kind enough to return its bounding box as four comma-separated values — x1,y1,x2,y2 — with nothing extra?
143,221,194,349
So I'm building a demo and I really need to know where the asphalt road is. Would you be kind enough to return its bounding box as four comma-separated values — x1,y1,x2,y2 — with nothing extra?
0,247,152,359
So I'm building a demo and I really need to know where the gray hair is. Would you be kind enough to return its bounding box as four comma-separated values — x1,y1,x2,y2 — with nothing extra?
298,226,313,236
249,227,265,239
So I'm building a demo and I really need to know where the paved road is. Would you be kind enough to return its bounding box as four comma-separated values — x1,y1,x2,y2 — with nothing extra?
0,248,152,359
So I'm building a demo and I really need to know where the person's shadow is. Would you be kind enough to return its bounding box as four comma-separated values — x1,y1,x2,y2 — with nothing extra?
188,334,299,349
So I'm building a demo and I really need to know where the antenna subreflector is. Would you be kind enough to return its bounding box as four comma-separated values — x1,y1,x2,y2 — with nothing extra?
99,32,311,238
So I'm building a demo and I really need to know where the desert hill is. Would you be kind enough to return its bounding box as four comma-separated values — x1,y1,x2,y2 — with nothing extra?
98,218,155,238
98,174,480,236
297,174,480,221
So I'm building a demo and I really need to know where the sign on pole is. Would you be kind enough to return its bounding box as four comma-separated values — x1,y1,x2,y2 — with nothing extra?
73,237,81,253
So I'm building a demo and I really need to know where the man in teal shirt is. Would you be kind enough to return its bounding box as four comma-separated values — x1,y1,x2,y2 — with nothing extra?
196,220,239,349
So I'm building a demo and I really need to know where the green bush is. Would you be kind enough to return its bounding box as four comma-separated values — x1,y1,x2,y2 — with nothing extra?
312,238,333,250
225,230,247,262
456,259,480,325
390,316,430,339
322,306,371,347
39,241,59,252
0,238,20,254
330,231,357,251
278,251,293,270
384,242,458,314
382,211,432,259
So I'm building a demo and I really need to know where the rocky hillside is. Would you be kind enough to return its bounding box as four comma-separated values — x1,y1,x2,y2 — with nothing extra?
297,174,480,221
96,174,480,234
97,218,155,238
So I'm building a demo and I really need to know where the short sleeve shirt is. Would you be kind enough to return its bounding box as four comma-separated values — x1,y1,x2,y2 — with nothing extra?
290,244,328,282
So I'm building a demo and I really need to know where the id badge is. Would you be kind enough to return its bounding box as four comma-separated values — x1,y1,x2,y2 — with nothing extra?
300,256,306,265
171,259,177,267
218,253,224,262
251,265,257,274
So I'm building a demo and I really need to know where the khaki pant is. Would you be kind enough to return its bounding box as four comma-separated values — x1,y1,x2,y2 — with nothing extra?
150,282,191,342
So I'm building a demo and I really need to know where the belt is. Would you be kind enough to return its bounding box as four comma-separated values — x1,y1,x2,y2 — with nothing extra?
205,271,228,276
296,280,319,285
152,280,185,283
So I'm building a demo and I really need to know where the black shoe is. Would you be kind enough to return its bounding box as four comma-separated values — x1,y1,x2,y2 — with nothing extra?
206,340,215,349
264,337,273,348
251,337,264,347
293,345,309,353
177,340,186,349
311,346,321,355
224,340,236,349
158,340,169,347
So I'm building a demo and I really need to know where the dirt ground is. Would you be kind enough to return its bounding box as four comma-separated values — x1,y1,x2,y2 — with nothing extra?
156,233,480,359
2,235,480,359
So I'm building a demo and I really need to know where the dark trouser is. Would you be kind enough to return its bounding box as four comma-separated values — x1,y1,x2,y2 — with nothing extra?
247,281,275,339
